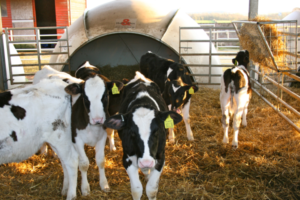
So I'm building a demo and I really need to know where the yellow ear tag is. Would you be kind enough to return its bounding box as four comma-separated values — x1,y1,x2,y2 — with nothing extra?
189,87,194,94
234,60,238,66
164,115,174,129
112,83,120,95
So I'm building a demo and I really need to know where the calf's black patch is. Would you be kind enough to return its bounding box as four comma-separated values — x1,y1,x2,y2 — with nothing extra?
52,119,66,131
0,92,12,107
10,131,18,141
11,105,26,120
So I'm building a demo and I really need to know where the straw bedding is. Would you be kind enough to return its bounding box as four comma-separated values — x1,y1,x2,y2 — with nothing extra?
1,87,300,199
239,16,288,72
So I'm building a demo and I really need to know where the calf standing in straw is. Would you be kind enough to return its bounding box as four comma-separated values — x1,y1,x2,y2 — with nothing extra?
220,50,252,148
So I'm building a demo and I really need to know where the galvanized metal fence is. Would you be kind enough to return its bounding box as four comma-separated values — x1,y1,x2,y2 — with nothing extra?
179,25,240,85
3,27,70,86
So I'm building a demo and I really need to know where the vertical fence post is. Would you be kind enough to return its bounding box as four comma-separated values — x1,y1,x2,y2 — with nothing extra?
0,33,8,91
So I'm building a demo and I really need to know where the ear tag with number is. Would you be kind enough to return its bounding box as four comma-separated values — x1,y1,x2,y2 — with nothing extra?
112,83,120,95
189,86,194,94
164,115,174,129
234,60,238,66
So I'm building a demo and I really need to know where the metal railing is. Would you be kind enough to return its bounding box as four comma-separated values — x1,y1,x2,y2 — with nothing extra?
179,26,240,85
3,27,70,85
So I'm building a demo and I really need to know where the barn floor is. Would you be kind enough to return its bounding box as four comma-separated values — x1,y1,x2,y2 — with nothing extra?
1,87,300,200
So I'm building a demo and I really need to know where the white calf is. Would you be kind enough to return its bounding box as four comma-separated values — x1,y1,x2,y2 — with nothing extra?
0,79,79,200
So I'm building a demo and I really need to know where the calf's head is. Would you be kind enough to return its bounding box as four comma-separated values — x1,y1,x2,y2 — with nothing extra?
104,107,182,169
167,78,198,113
232,50,250,68
65,75,123,125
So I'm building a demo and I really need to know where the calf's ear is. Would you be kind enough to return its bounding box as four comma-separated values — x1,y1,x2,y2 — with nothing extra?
107,81,124,92
232,58,237,65
158,111,183,125
65,83,82,95
191,85,199,93
104,114,127,130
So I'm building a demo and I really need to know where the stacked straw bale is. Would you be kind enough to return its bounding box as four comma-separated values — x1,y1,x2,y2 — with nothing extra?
239,16,288,72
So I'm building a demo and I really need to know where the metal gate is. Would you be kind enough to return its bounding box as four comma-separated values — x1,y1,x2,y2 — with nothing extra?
179,25,240,85
2,27,70,87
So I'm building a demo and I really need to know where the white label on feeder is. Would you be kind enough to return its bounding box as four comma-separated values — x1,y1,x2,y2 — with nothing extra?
115,19,137,28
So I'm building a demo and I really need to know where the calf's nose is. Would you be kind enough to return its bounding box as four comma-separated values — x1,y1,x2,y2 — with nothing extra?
92,117,104,125
139,159,154,168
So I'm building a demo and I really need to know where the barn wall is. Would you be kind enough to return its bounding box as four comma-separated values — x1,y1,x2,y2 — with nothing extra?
10,0,34,40
55,0,70,37
70,0,86,24
1,0,13,28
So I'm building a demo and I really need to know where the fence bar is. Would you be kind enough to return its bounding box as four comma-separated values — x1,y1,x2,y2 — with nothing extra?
10,52,68,56
189,74,222,77
256,24,280,71
180,39,239,43
180,26,237,30
11,62,68,67
183,64,232,67
180,53,237,56
283,72,300,83
252,69,300,102
251,77,300,118
251,87,300,132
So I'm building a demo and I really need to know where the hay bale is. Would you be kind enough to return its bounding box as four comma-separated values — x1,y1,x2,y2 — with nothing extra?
239,16,288,72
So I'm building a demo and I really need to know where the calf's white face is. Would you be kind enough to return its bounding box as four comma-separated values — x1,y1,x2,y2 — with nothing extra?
84,76,107,125
132,107,156,168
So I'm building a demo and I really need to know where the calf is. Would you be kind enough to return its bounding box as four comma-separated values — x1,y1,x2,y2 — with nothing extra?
220,50,252,148
0,79,79,200
162,78,198,143
33,63,123,196
140,51,198,143
75,61,124,152
104,72,182,200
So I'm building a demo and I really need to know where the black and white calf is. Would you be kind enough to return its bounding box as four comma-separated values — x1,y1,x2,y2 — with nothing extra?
0,79,79,200
75,61,124,151
162,77,198,143
33,63,123,196
105,72,182,200
140,51,198,143
220,50,252,148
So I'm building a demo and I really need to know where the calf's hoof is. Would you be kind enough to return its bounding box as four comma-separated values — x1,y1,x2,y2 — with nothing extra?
187,136,194,141
61,188,68,196
168,139,175,144
81,185,90,196
102,186,110,193
222,138,229,144
110,146,116,151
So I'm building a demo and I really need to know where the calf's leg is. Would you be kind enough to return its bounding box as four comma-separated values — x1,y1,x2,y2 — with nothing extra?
232,93,247,148
146,167,164,200
242,98,250,127
126,164,143,200
220,90,231,144
49,140,78,200
73,138,90,196
95,131,110,192
182,99,194,141
106,128,116,151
